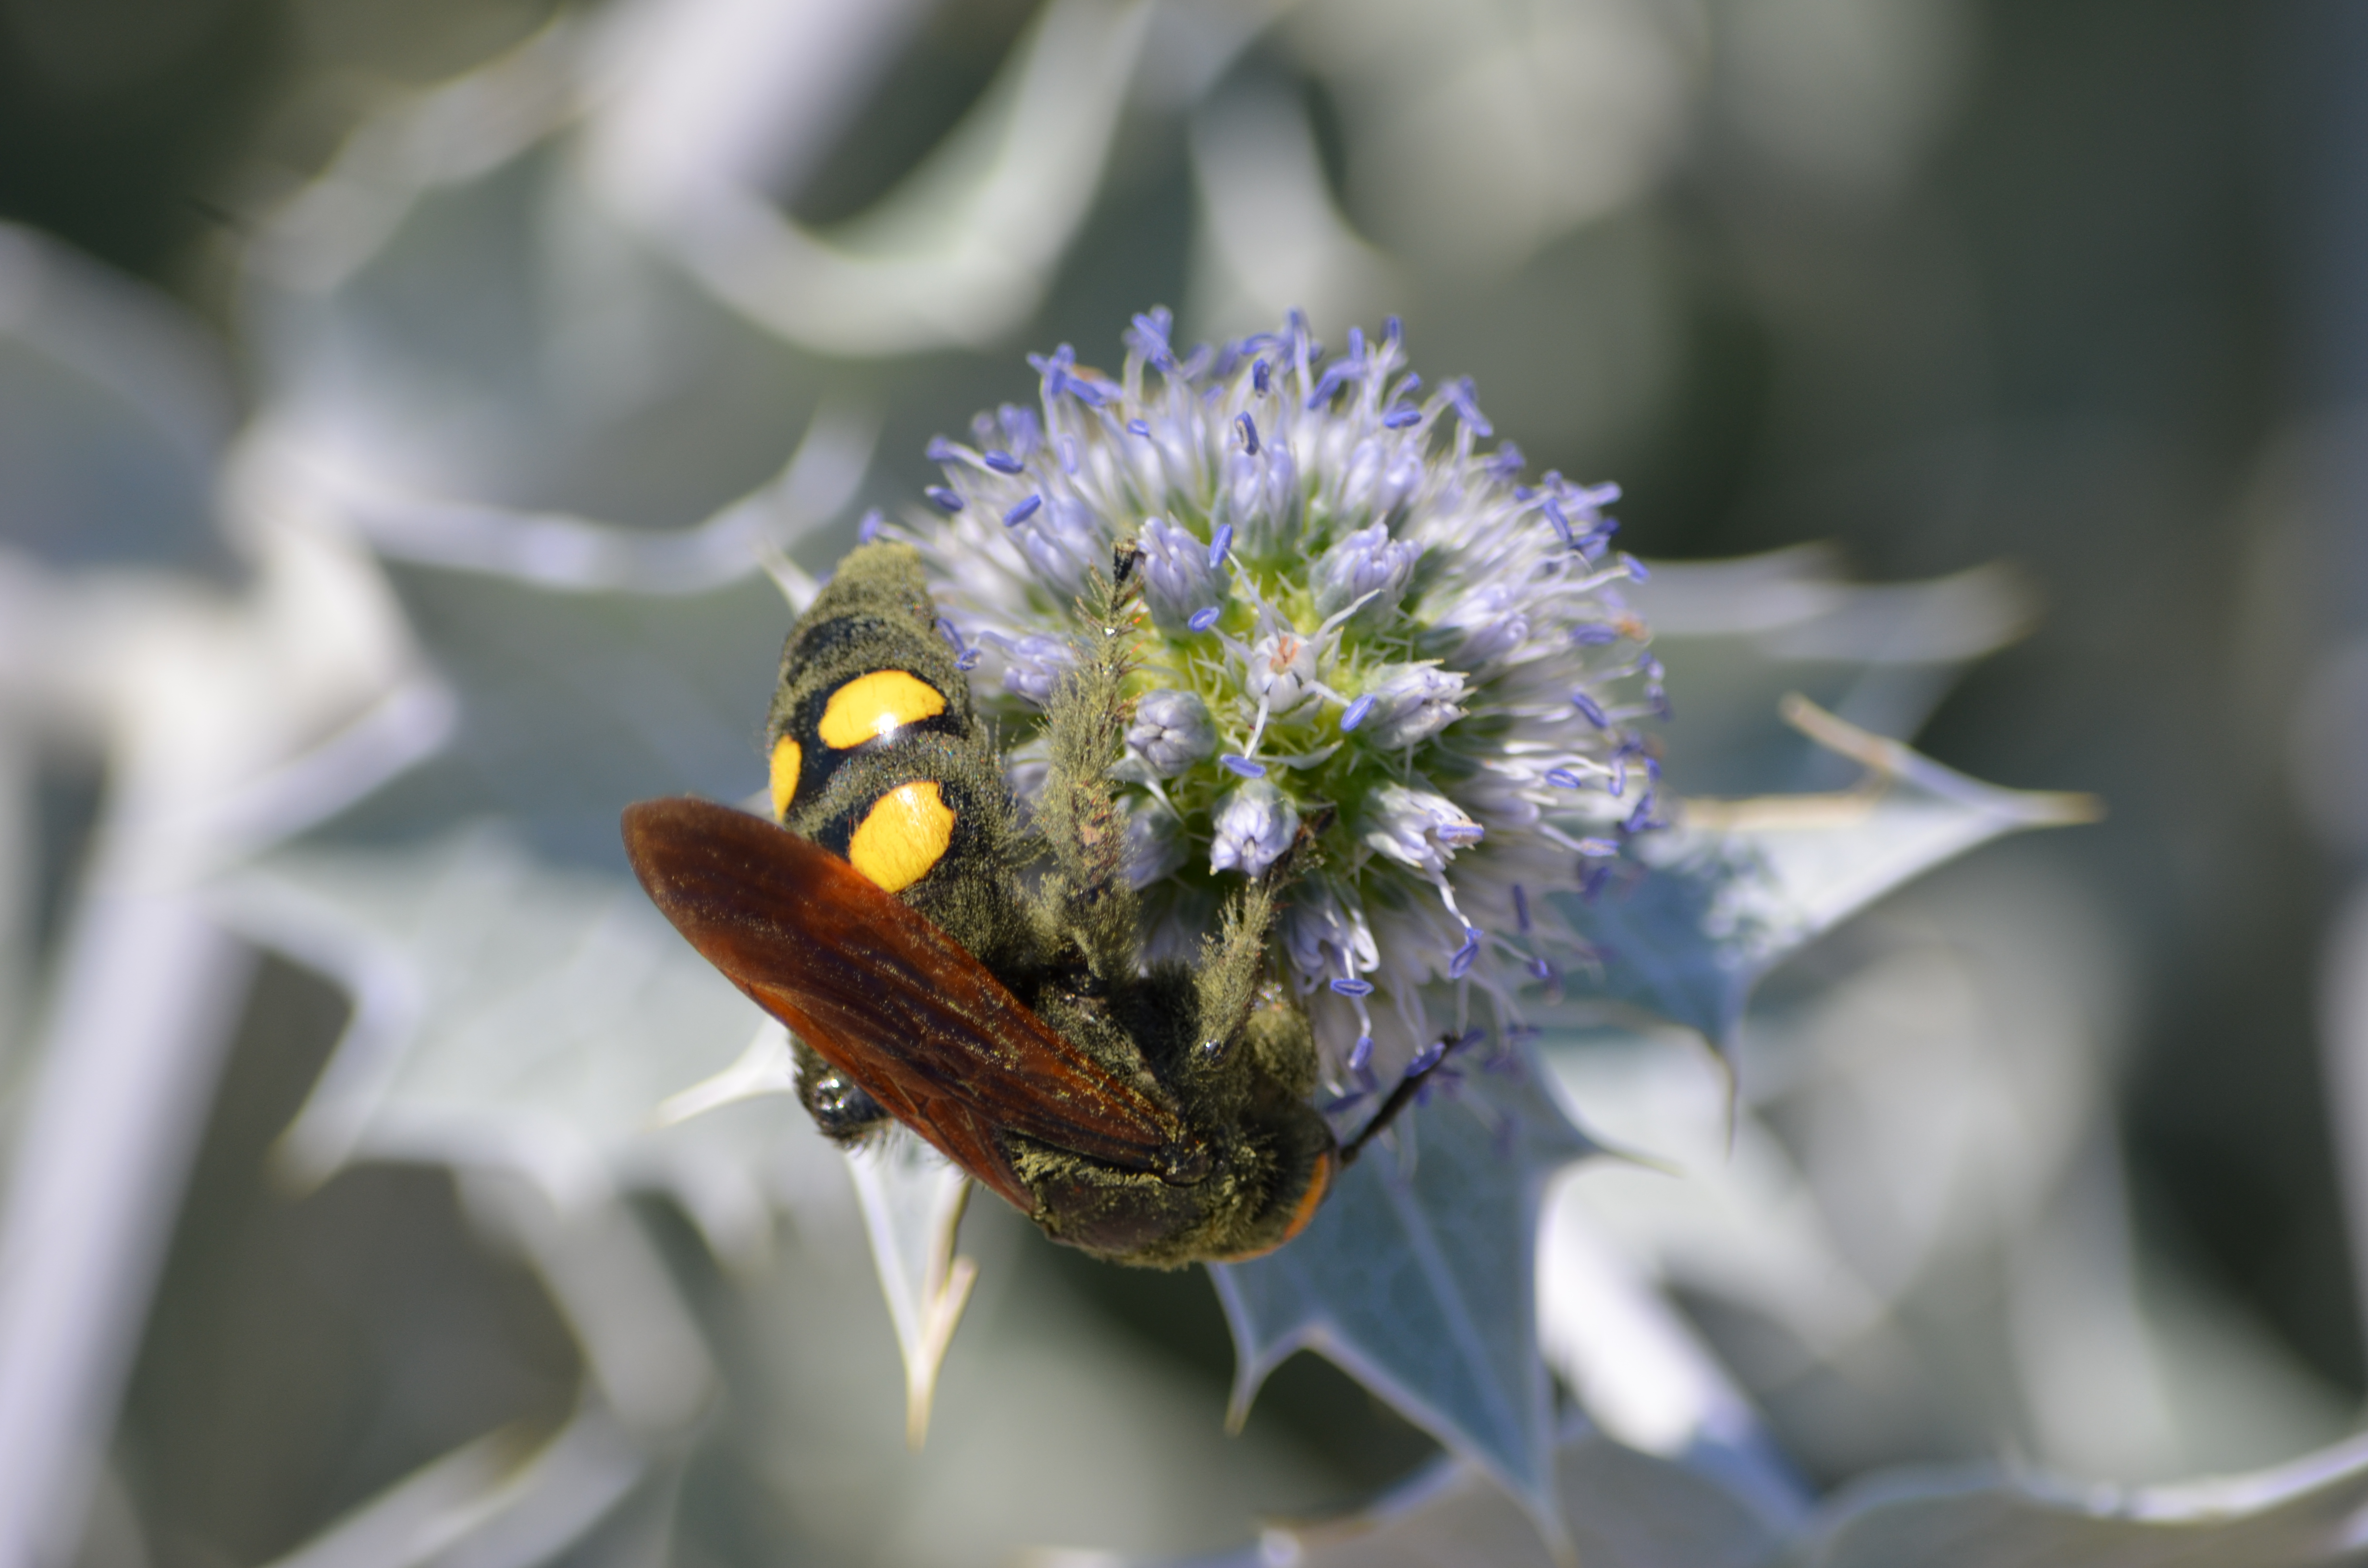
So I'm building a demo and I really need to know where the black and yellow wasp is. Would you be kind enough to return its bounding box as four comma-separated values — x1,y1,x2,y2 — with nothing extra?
623,541,1383,1267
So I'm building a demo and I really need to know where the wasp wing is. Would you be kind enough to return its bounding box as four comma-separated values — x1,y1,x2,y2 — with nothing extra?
622,797,1195,1212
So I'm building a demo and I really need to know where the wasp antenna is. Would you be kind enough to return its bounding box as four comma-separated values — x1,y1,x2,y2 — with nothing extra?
1339,1036,1457,1164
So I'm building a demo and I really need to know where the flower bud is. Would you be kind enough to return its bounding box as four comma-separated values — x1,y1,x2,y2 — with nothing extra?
1126,688,1216,777
1314,523,1419,622
1210,781,1299,878
1360,664,1467,747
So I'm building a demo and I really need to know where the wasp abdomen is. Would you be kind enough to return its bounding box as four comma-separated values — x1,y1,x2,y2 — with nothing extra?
765,544,1023,957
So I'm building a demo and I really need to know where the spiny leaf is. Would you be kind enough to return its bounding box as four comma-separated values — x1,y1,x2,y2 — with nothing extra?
1794,1431,2368,1567
1208,1063,1595,1553
1556,697,2099,1048
842,1129,978,1448
215,550,823,1250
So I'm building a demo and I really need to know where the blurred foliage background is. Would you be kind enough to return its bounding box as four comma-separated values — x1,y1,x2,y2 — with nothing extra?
8,0,2368,1565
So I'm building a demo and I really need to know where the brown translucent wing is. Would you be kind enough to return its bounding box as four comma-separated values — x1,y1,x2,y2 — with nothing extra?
622,797,1196,1211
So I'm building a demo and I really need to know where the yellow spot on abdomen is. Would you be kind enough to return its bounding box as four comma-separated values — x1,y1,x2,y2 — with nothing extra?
819,670,947,750
768,735,802,820
848,781,956,892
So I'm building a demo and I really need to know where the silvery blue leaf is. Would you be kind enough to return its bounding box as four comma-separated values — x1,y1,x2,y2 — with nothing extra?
1555,698,2099,1049
1209,1065,1596,1554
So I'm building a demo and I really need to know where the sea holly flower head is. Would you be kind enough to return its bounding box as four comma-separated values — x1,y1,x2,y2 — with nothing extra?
897,307,1659,1082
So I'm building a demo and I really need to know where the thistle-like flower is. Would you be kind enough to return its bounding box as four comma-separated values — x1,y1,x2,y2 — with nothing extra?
892,308,1660,1084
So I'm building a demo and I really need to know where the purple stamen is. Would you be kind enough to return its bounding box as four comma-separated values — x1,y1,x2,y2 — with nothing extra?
1188,606,1221,632
984,450,1024,475
1209,523,1233,568
1512,884,1531,932
1237,412,1261,455
1330,978,1375,997
857,509,884,543
1408,1039,1447,1076
1571,691,1609,728
1003,495,1043,526
1253,357,1270,393
925,486,963,513
1572,625,1618,645
1542,500,1575,547
1382,406,1421,429
925,436,960,464
1128,418,1151,437
1622,554,1651,581
1576,837,1619,858
1348,1035,1375,1073
1220,754,1266,778
1384,316,1403,343
1443,377,1493,437
1529,956,1553,981
1544,768,1585,789
1449,930,1481,979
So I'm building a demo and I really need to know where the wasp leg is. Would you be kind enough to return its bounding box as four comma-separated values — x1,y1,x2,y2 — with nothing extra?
1034,564,1142,985
791,1035,891,1143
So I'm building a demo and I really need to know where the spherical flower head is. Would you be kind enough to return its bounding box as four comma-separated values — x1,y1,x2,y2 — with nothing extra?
901,307,1662,1081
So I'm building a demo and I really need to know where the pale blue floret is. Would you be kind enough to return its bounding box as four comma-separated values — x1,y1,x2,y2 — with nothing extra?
984,632,1073,707
1123,802,1188,888
1137,515,1226,632
1313,523,1420,622
1210,782,1299,878
1363,784,1485,878
1360,664,1467,748
1126,688,1217,777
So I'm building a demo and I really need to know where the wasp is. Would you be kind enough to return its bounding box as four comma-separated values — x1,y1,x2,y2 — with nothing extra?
623,542,1423,1266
